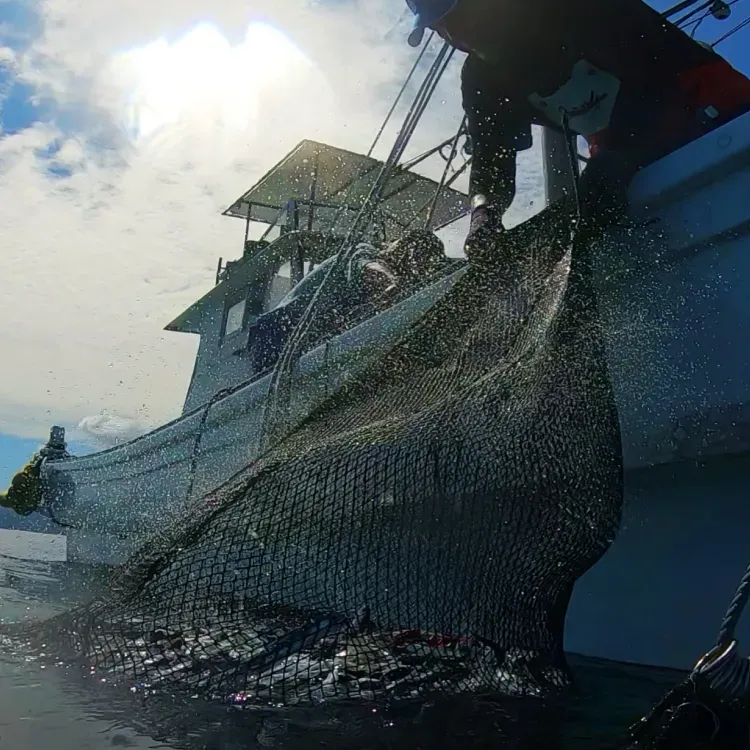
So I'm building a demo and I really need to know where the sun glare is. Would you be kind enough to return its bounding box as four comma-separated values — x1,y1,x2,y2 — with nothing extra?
114,22,319,143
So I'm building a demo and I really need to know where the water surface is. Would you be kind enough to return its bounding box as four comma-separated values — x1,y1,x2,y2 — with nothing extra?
0,530,687,749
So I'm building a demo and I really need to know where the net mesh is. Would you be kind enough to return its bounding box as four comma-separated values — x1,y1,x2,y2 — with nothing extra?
37,206,623,709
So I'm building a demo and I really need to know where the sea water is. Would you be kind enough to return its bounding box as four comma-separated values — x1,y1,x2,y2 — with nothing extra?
0,529,686,749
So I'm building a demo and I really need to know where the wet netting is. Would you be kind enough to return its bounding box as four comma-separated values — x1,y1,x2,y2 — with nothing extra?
31,206,624,710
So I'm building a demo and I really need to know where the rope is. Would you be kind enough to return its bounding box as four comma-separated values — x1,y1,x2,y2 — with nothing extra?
259,41,455,451
674,0,713,28
675,0,743,34
684,560,750,700
718,561,750,646
423,116,467,229
626,527,750,742
43,384,236,535
712,11,750,46
183,387,233,504
367,31,434,158
663,0,705,18
696,640,750,696
36,443,99,534
43,455,101,533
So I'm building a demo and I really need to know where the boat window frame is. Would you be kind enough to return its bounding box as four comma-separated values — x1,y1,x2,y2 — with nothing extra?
219,286,256,347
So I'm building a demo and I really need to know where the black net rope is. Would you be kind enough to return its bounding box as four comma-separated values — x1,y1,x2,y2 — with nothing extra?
17,203,623,712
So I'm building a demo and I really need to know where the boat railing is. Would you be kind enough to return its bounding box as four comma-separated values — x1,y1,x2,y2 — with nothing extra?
244,254,467,369
42,260,467,478
319,256,467,337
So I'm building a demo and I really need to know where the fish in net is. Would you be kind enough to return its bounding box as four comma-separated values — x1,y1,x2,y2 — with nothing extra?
18,204,624,711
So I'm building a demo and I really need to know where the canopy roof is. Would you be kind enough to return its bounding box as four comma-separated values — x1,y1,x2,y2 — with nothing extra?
222,139,469,236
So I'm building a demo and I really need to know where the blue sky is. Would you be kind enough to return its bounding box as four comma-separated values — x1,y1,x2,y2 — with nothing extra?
651,0,750,66
0,1,79,506
1,0,750,528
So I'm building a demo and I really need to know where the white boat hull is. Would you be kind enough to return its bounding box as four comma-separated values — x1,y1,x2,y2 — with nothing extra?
567,456,750,669
29,111,750,670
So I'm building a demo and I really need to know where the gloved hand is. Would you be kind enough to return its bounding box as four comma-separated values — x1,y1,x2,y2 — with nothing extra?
0,459,44,516
361,261,400,304
464,204,505,265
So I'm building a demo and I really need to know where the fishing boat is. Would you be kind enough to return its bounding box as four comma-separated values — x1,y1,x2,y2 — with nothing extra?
4,0,750,673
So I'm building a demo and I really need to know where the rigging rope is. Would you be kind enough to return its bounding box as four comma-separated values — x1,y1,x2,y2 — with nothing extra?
423,115,467,229
41,40,467,537
674,0,714,28
302,30,438,243
675,0,742,32
689,561,750,700
299,34,448,254
367,31,434,158
717,563,750,647
663,0,706,19
183,387,234,504
711,11,750,45
259,41,455,451
626,560,750,747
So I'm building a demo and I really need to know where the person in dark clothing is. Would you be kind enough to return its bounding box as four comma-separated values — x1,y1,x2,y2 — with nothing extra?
406,0,750,257
250,230,449,372
250,245,379,373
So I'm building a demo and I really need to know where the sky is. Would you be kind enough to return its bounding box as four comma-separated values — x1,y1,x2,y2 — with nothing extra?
0,0,473,454
1,0,749,493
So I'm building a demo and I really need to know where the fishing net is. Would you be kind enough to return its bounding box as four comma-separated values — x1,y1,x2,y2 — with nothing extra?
29,204,624,711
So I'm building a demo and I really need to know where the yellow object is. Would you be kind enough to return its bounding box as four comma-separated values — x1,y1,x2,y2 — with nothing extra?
0,458,44,516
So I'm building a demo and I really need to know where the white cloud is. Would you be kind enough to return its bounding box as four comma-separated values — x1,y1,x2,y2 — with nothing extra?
0,45,15,69
75,412,149,448
0,0,544,441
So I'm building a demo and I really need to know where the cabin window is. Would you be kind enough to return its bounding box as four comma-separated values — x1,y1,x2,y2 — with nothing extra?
224,298,246,337
263,269,292,313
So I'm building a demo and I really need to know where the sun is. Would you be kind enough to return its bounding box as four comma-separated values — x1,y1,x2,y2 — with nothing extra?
112,22,320,144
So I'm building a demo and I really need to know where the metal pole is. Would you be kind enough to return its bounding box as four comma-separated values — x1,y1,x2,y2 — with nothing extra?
244,206,252,254
292,199,300,231
400,134,463,171
307,151,319,233
424,116,467,229
289,199,304,285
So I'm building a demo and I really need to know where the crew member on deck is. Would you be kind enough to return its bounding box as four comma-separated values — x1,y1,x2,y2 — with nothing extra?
250,230,448,373
405,0,750,257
